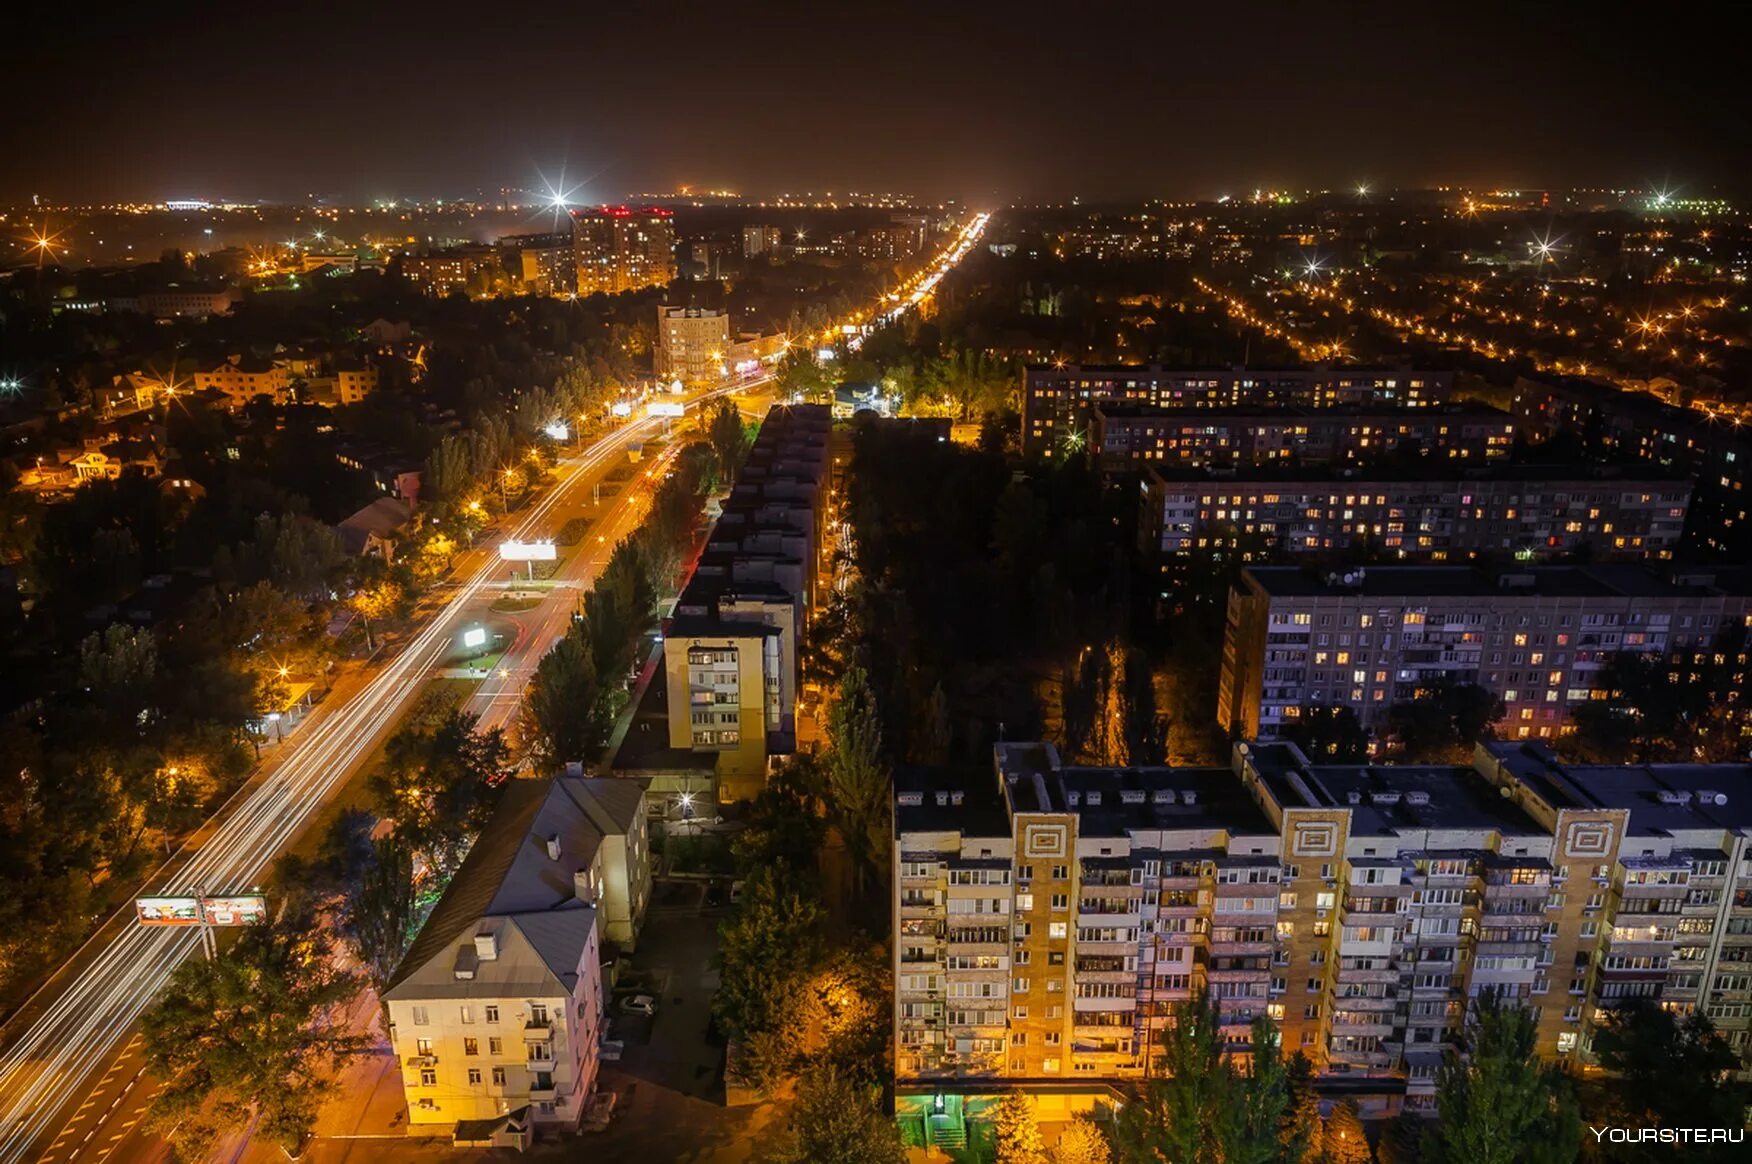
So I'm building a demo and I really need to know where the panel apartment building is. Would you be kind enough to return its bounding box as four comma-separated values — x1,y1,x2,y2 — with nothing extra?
1021,364,1455,457
570,206,677,296
384,775,650,1144
1511,374,1752,558
654,305,732,384
893,738,1752,1142
1091,403,1516,472
1141,465,1691,561
660,404,833,801
1217,564,1752,741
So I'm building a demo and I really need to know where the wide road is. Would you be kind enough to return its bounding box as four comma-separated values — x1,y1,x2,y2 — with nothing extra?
2,208,989,1164
0,381,750,1164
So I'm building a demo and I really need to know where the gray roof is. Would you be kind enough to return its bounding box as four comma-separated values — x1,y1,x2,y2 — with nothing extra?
383,775,640,1001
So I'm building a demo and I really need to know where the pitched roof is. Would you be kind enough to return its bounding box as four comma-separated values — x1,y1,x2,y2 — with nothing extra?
383,775,641,1000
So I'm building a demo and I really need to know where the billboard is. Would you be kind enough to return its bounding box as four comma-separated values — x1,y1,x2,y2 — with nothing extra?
136,897,201,926
499,540,558,562
646,401,684,418
461,626,488,650
201,896,268,926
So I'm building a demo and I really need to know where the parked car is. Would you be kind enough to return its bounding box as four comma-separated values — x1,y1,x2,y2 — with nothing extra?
619,994,657,1016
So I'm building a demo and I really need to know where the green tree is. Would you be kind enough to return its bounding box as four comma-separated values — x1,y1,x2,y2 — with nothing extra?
1050,1117,1113,1164
340,834,416,988
714,865,823,1087
1282,704,1369,762
994,1089,1049,1164
1431,993,1579,1164
707,401,751,484
823,664,891,905
1321,1099,1373,1164
1385,678,1503,762
369,710,506,872
1117,995,1296,1164
520,619,609,768
763,1067,906,1164
141,907,363,1158
1584,998,1748,1161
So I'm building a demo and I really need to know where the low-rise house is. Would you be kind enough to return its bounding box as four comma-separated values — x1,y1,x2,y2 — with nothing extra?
383,775,650,1142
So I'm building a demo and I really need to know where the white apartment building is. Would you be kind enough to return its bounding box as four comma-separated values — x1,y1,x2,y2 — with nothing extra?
384,775,649,1143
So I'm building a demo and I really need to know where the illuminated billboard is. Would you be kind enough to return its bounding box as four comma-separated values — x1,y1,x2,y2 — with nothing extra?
499,540,558,562
646,401,684,418
136,897,201,926
610,401,633,417
201,896,268,926
461,626,488,650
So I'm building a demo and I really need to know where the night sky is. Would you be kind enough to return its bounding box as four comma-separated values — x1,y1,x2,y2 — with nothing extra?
5,0,1747,204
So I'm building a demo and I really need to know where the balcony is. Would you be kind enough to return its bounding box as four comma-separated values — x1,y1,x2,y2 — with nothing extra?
405,1053,438,1068
526,1016,553,1031
527,1047,556,1068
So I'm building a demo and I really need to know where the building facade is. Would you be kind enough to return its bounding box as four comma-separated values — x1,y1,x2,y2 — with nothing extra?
1141,466,1690,561
399,247,500,297
1511,374,1752,558
1217,564,1752,740
1090,403,1516,472
1022,365,1455,457
661,404,832,801
893,739,1752,1136
571,206,677,296
655,306,732,383
384,775,650,1141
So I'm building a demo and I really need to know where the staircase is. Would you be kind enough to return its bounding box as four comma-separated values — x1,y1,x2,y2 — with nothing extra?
928,1114,966,1149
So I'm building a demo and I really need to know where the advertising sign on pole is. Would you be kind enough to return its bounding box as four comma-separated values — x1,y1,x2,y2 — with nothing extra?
201,896,268,927
498,540,558,562
135,897,201,926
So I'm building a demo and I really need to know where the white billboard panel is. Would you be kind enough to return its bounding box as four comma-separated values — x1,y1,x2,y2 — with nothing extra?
499,540,558,562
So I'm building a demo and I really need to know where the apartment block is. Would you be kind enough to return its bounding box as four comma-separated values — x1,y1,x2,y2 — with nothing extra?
195,356,290,407
892,739,1752,1143
1217,564,1752,741
399,246,500,297
655,305,732,384
659,404,832,801
1021,364,1454,457
571,206,676,296
499,232,576,297
1511,374,1752,557
384,775,650,1143
1089,403,1516,472
1140,465,1690,561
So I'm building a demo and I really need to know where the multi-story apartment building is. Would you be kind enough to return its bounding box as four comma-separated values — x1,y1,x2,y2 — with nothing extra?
1140,465,1690,561
660,404,832,800
399,246,501,297
195,356,290,407
655,305,732,384
134,286,237,319
1089,403,1516,472
742,224,782,257
499,232,576,296
570,206,676,295
384,775,649,1144
1217,564,1752,740
892,738,1752,1148
1511,374,1752,558
1021,364,1455,457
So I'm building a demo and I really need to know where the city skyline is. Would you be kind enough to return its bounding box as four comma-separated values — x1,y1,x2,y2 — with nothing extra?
4,1,1748,205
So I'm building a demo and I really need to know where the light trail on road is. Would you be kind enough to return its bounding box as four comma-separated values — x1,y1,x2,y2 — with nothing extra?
0,389,739,1162
0,208,989,1162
